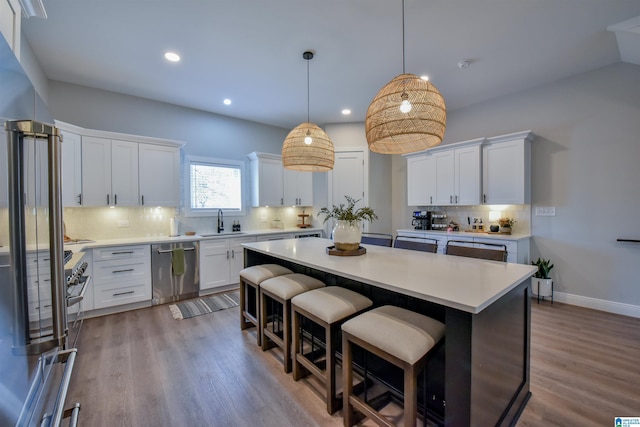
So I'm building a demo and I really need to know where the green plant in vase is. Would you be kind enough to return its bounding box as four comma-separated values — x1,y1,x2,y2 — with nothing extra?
319,196,377,251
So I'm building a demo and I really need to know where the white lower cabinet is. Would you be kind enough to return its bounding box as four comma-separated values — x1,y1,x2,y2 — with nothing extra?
91,245,151,309
200,236,257,292
396,230,530,263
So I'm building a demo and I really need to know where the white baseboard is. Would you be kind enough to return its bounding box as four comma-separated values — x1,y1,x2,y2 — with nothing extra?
552,291,640,319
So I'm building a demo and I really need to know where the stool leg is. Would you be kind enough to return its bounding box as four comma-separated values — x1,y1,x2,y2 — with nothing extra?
342,334,355,427
283,299,292,373
326,323,337,414
260,290,269,351
240,279,248,329
404,365,418,427
292,309,303,380
254,284,262,346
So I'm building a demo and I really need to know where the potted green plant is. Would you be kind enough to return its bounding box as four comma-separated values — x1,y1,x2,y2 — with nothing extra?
318,196,377,251
498,217,516,233
531,257,554,301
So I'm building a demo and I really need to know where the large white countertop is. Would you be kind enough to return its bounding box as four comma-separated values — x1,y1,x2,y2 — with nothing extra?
0,228,323,255
243,237,537,314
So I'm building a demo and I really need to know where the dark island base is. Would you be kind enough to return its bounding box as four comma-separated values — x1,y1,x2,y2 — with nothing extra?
245,249,531,427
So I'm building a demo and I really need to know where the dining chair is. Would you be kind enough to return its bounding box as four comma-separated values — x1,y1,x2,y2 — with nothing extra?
445,240,507,262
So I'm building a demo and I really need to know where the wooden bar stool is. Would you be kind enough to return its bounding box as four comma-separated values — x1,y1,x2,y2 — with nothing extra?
341,305,445,427
291,286,373,414
239,264,292,346
260,273,325,373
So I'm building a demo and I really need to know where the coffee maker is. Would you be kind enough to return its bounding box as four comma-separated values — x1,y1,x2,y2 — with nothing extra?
412,211,432,230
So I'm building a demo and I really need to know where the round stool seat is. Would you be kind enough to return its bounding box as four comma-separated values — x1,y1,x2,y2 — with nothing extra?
292,286,372,324
342,305,445,365
260,273,325,300
240,264,293,284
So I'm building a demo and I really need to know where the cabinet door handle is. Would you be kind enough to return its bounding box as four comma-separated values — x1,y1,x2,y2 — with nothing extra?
226,250,229,259
112,251,134,255
112,268,134,274
231,249,235,258
449,195,452,204
114,194,118,205
113,291,135,297
107,194,110,205
483,194,486,203
430,196,432,204
455,195,458,204
77,193,82,205
280,197,283,205
141,195,145,205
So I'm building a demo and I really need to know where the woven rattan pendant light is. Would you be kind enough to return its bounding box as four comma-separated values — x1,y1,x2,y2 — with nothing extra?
282,51,334,172
365,0,446,154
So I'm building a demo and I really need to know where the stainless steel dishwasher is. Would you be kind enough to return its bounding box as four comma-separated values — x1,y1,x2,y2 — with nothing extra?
151,241,199,305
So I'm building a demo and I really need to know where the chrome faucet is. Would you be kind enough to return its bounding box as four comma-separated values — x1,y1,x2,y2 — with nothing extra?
217,209,224,233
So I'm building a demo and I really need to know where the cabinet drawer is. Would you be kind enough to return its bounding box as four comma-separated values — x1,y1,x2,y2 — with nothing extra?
200,239,229,252
93,258,150,284
27,253,52,268
93,245,149,261
94,281,151,309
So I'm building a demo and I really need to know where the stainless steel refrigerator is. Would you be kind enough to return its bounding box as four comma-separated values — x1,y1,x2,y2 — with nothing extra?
1,37,80,426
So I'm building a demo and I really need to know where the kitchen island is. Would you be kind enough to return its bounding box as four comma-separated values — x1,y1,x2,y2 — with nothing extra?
243,238,537,426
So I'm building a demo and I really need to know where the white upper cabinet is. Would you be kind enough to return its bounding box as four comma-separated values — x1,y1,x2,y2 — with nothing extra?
81,136,111,206
482,131,534,205
248,152,313,207
406,154,435,206
81,137,138,207
139,143,180,206
0,0,21,60
110,139,139,206
248,152,283,207
283,169,313,206
58,122,184,208
432,139,482,206
60,128,83,207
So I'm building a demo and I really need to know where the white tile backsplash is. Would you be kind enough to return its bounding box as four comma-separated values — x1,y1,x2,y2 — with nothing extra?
410,205,531,234
61,205,317,240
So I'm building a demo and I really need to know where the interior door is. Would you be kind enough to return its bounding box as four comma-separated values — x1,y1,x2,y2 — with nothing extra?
330,150,366,231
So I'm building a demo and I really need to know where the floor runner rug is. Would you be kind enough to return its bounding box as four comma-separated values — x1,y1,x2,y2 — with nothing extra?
170,290,239,320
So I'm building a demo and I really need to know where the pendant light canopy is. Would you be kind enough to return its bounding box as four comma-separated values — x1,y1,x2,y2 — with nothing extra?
365,0,446,154
282,51,334,172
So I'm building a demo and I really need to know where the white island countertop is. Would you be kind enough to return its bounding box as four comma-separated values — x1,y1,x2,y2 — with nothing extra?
243,238,537,314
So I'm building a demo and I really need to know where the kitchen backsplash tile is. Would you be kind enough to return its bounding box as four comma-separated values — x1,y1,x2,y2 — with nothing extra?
61,205,316,240
409,205,531,234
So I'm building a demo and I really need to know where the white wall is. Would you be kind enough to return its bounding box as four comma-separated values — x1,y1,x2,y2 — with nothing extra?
48,81,288,162
392,62,640,312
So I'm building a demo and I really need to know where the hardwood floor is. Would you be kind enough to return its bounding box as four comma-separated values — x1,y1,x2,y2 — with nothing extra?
68,298,640,426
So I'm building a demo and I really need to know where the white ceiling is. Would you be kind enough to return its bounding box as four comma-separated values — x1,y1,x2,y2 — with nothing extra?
21,0,640,130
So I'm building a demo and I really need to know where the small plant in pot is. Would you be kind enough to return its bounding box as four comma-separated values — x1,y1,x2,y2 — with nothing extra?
318,196,377,251
498,217,516,233
531,257,554,302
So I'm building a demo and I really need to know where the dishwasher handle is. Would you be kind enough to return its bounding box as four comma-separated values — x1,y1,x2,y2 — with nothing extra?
157,247,196,254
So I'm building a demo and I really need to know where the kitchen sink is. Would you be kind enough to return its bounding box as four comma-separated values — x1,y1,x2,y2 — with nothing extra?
199,232,246,237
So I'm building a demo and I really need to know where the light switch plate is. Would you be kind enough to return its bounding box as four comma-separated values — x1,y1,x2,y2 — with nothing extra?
117,220,130,227
535,207,556,216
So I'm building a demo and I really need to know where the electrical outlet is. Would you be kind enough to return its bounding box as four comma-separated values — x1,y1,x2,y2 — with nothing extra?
117,220,130,227
535,207,556,216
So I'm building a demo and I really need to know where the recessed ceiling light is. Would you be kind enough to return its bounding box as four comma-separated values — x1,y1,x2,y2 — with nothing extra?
223,99,232,105
420,75,429,81
341,109,351,115
164,52,180,62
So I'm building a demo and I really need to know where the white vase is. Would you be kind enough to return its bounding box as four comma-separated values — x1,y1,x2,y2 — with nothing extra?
332,220,362,251
531,277,553,297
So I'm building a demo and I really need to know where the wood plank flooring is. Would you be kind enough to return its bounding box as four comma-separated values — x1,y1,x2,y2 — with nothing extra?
67,298,640,426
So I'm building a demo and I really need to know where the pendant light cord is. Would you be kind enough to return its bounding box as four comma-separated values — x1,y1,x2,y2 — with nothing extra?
402,0,406,74
307,57,310,122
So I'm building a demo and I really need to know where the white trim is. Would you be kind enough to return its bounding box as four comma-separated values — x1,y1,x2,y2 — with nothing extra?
552,291,640,319
183,155,246,217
